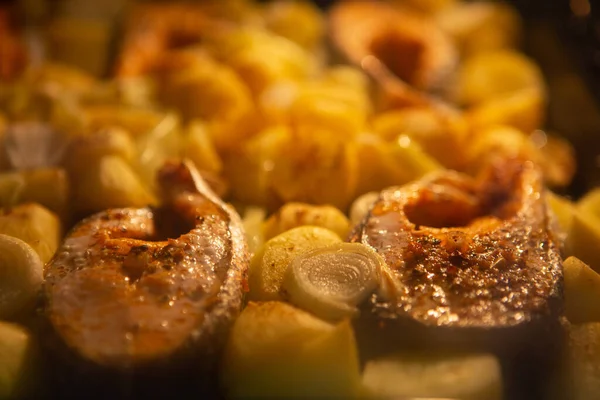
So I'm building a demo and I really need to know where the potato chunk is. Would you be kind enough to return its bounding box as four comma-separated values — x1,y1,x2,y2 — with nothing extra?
568,211,600,274
263,0,325,50
220,301,362,399
71,155,156,215
0,203,61,264
362,352,502,400
372,107,468,169
564,257,600,324
565,322,600,400
0,168,69,218
248,226,341,301
0,322,43,399
263,202,350,240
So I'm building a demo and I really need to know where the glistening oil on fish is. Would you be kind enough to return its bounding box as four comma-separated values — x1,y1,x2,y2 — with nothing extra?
349,158,564,399
42,160,249,396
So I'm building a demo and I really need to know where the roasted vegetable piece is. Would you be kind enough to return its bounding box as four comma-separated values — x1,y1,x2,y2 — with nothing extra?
565,322,600,400
183,121,223,174
220,301,362,399
456,50,544,107
435,2,522,57
71,155,156,215
568,211,600,274
248,226,341,301
362,352,502,400
563,256,600,324
0,168,69,218
0,203,61,264
372,106,468,169
262,0,325,50
0,322,43,399
241,206,266,257
0,234,43,320
349,159,563,398
263,202,350,240
44,160,249,373
283,243,385,321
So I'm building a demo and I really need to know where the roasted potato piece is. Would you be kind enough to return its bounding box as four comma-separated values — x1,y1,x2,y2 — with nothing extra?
224,125,289,208
563,257,600,324
578,188,600,220
210,28,317,96
71,155,156,215
467,87,545,135
456,50,544,107
248,226,341,301
362,352,502,400
565,322,600,400
0,168,69,218
435,2,522,57
350,191,379,226
158,54,256,151
547,192,575,252
270,127,358,210
258,80,300,126
63,127,137,176
221,301,362,399
354,133,443,196
289,81,370,139
242,206,267,257
568,211,600,273
322,66,370,94
372,107,468,169
263,202,351,240
535,132,577,188
0,203,61,264
466,125,542,173
263,0,325,50
0,322,43,399
182,121,223,174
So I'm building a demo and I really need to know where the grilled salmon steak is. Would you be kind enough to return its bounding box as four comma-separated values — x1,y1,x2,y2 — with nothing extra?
349,159,564,380
44,160,249,371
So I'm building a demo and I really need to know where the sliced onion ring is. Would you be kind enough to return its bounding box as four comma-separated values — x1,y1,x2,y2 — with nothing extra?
283,242,385,321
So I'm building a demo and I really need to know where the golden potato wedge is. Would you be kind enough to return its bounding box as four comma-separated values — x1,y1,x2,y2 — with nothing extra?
270,127,359,210
0,203,61,264
248,226,342,301
435,2,522,57
362,352,502,400
568,211,600,274
563,256,600,324
354,133,442,196
224,125,289,208
565,322,600,400
456,50,544,107
578,188,600,220
547,192,575,253
242,206,267,257
63,127,137,177
263,0,325,50
71,155,156,215
372,107,468,169
182,121,223,174
466,125,542,173
263,202,351,240
467,88,545,134
220,301,362,399
289,81,370,139
350,191,380,226
0,322,43,399
0,168,70,218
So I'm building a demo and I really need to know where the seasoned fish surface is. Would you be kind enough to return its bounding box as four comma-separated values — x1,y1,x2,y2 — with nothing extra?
44,160,249,369
350,160,562,328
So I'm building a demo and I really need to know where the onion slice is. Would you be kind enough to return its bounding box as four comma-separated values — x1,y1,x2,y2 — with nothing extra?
283,242,384,321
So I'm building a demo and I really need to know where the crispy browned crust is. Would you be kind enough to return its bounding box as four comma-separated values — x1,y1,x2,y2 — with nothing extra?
350,159,562,342
43,160,249,372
